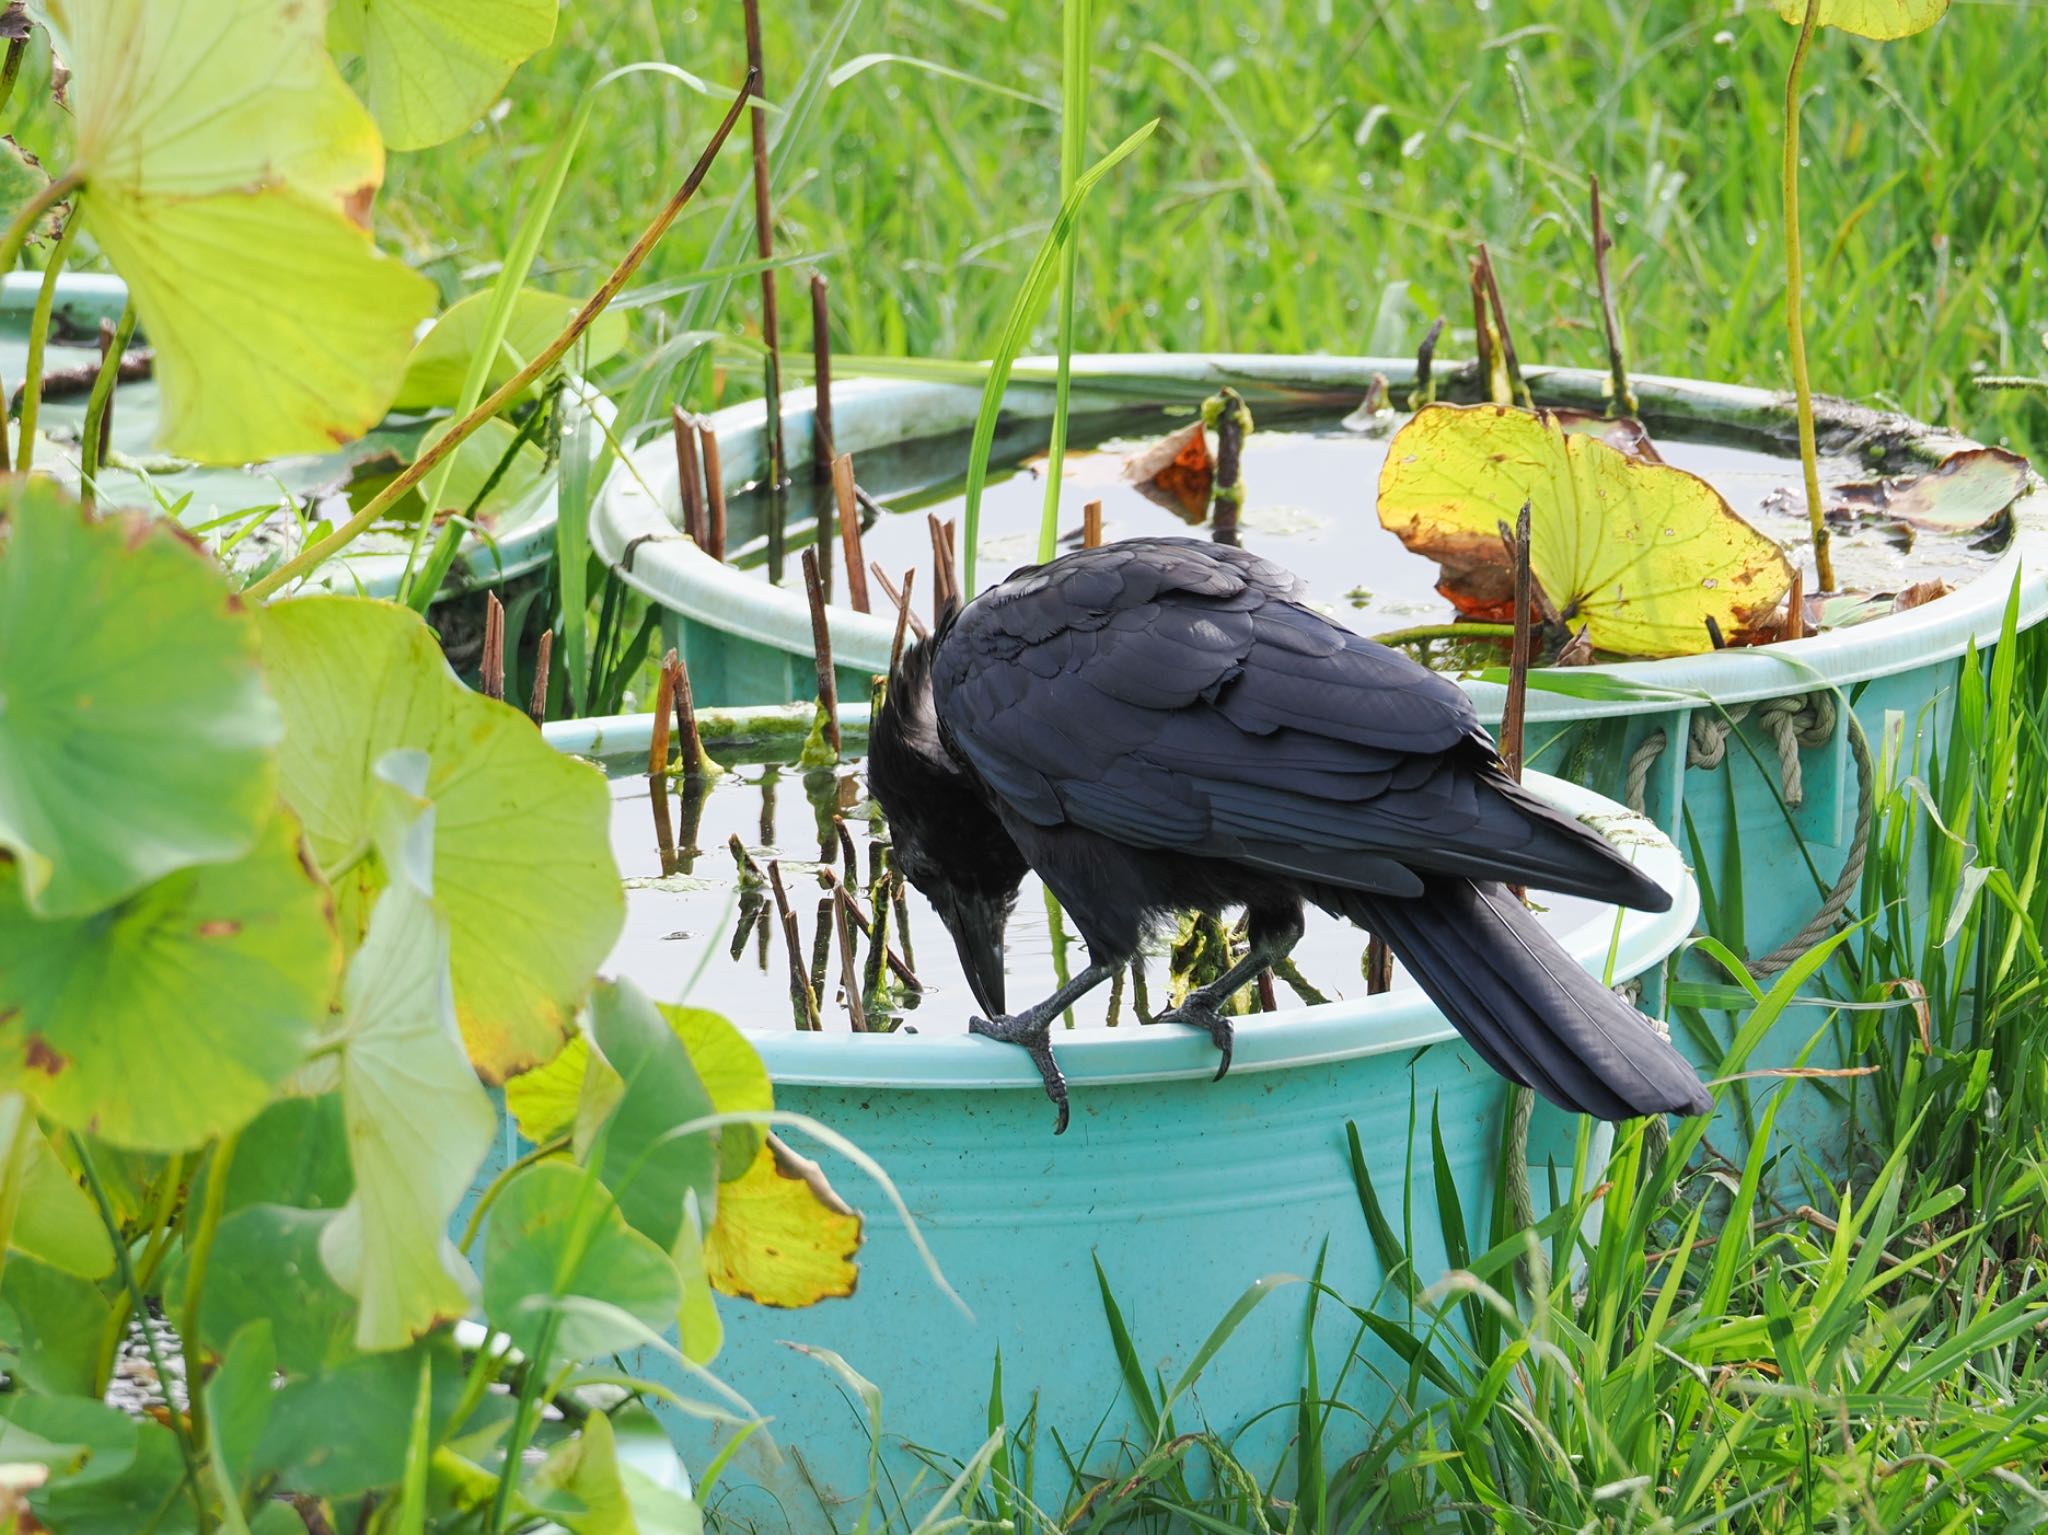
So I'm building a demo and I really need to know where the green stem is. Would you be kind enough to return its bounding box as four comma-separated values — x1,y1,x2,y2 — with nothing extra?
1035,0,1093,566
94,1151,187,1394
78,298,138,513
1783,0,1834,593
72,1134,214,1535
179,1132,238,1471
1368,621,1517,647
457,1135,568,1254
0,38,28,117
246,71,755,603
0,167,80,280
15,207,79,475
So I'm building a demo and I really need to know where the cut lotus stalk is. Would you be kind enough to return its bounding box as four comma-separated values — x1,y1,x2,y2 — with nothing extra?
833,454,870,612
673,406,706,546
697,420,728,562
802,549,840,756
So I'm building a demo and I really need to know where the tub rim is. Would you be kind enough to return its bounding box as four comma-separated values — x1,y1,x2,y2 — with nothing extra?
547,712,1701,1092
0,271,606,602
591,351,2048,723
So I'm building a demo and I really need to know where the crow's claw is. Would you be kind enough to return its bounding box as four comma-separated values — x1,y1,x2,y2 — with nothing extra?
1158,1000,1235,1081
969,1012,1071,1134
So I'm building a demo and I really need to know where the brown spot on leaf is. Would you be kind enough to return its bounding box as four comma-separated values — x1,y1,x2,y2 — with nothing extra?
341,183,376,230
23,1035,66,1076
197,919,241,937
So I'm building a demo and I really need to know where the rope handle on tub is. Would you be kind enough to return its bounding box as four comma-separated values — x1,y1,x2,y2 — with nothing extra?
1623,691,1875,977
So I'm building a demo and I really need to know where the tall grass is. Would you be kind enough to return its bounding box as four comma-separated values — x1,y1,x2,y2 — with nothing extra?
364,1,2047,461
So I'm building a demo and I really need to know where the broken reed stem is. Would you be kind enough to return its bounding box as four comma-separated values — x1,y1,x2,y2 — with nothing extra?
667,650,713,783
1205,388,1252,548
650,652,678,775
888,566,918,679
801,548,841,756
767,860,821,1029
481,593,507,702
698,421,728,562
1408,315,1446,412
1589,175,1637,418
528,630,553,724
1476,243,1533,410
741,0,785,494
1365,935,1393,996
672,406,707,545
811,273,834,477
246,71,756,600
1083,499,1104,549
648,657,678,868
1257,968,1278,1014
1500,504,1534,783
832,889,868,1031
832,453,870,612
1469,256,1500,405
872,564,929,639
1784,567,1806,642
928,513,959,625
822,869,922,990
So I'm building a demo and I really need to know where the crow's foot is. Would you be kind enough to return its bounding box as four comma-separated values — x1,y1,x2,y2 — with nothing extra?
968,1011,1071,1134
1157,997,1235,1081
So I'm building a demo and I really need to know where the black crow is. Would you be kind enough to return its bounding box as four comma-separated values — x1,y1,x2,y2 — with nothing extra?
868,537,1713,1133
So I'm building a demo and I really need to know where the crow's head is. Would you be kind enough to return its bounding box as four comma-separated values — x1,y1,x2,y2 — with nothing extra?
869,634,1028,1017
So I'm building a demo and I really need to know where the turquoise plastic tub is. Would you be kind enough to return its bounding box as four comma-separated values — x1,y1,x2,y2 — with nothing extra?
591,356,2048,1182
2,272,606,602
538,715,1697,1524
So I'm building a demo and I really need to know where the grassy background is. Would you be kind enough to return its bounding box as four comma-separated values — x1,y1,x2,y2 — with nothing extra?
381,0,2048,456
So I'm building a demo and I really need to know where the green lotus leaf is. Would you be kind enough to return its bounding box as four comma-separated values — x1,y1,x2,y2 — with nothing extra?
0,1254,111,1395
394,286,627,411
416,413,552,527
481,1158,681,1364
329,0,560,152
1772,0,1948,39
0,482,279,918
0,812,341,1152
533,1409,704,1535
589,980,720,1254
260,597,623,1078
166,1205,358,1376
40,0,435,461
0,1095,111,1279
317,755,495,1350
0,135,60,246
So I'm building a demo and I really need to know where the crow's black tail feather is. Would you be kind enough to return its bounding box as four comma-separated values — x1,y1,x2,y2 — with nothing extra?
1324,877,1713,1121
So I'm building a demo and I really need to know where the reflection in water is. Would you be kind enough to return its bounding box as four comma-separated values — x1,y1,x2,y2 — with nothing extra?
602,754,1610,1037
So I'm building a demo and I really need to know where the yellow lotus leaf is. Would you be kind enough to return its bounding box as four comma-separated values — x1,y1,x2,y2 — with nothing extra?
659,1004,771,1182
41,0,435,462
703,1136,862,1308
503,1035,591,1145
1376,403,1793,659
329,0,560,152
510,1003,769,1168
1772,0,1948,40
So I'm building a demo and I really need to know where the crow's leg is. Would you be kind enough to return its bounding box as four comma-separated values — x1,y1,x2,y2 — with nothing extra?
970,960,1121,1135
1156,901,1305,1082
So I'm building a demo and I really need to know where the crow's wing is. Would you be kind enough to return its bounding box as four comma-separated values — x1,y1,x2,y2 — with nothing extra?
932,538,1657,904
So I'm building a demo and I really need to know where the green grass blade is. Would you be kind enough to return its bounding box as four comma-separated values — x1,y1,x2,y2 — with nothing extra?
958,119,1157,594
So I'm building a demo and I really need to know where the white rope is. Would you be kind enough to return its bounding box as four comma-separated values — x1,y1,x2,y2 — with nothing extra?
1620,693,1871,976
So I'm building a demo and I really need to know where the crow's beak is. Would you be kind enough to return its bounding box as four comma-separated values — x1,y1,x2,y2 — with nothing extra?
935,888,1008,1017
